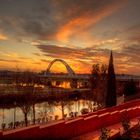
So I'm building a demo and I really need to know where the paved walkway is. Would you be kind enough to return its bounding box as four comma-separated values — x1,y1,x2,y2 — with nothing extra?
71,118,139,140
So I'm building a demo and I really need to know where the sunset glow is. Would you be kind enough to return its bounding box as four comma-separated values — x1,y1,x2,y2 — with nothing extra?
0,0,139,74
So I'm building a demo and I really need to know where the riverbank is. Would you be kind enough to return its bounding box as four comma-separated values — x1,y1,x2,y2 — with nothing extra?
0,88,92,108
125,92,140,102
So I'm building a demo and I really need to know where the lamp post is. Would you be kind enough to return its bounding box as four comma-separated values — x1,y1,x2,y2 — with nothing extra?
13,102,16,129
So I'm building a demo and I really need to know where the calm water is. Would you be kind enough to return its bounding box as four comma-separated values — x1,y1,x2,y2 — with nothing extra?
0,99,100,130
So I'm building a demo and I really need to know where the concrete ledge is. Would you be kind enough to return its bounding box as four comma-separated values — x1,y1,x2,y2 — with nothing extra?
96,108,108,115
110,111,119,115
80,112,95,118
119,109,127,113
127,108,132,111
84,115,98,121
40,120,65,128
98,112,109,117
65,117,83,124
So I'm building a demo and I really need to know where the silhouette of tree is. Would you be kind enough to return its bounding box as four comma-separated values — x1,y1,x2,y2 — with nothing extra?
123,79,137,96
105,51,117,107
17,94,31,127
61,101,65,119
20,103,31,126
91,64,107,106
16,71,38,125
32,103,36,124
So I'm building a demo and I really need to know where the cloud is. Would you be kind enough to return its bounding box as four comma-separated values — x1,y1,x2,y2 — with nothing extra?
0,33,8,40
0,51,19,58
127,24,140,44
122,44,140,64
36,44,97,60
40,59,51,63
0,0,56,39
0,0,127,42
30,41,40,46
126,24,140,32
54,0,126,42
110,43,140,74
0,58,22,63
33,52,42,57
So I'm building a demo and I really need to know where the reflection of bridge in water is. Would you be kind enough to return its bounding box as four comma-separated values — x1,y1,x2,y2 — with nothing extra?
40,59,140,89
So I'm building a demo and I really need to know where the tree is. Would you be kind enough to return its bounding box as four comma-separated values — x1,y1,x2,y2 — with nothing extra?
54,101,67,119
17,71,38,125
20,103,31,126
32,103,36,124
90,64,107,106
105,51,117,107
123,79,137,96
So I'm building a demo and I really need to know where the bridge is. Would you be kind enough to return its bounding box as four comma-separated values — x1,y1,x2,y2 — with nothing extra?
40,59,140,88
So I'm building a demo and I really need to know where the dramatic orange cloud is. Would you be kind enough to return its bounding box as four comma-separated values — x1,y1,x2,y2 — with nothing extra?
0,51,19,58
56,1,126,43
0,33,8,40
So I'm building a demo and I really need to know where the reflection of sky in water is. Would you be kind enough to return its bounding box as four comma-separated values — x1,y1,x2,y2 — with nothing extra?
0,100,98,129
0,108,24,128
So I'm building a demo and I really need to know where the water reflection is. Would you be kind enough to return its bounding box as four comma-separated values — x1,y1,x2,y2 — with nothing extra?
0,99,100,130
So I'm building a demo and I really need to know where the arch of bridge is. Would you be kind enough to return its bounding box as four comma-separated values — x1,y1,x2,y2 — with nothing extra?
46,59,75,76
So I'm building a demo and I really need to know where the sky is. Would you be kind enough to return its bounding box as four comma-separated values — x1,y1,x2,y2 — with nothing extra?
0,0,140,74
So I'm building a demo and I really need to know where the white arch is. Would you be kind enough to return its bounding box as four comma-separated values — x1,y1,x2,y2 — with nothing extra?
46,59,75,76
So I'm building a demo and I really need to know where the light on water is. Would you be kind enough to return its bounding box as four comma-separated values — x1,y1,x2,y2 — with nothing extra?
0,99,99,130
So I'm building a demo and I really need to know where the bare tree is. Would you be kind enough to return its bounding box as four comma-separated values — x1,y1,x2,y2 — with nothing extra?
91,64,107,106
17,70,38,125
20,103,31,126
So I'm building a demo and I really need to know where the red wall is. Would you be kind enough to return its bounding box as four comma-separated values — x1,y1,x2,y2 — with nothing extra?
2,125,40,139
0,131,2,137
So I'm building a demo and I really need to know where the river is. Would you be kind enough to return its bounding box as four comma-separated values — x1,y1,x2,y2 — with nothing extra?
0,99,101,130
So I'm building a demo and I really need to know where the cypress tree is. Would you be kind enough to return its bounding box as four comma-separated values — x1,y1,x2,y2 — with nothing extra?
106,51,117,107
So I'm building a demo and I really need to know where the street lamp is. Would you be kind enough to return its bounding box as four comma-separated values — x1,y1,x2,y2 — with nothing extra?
13,102,16,129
